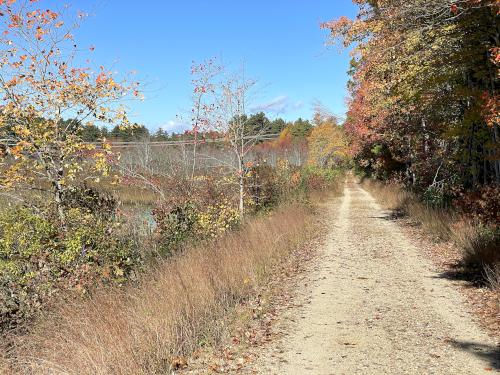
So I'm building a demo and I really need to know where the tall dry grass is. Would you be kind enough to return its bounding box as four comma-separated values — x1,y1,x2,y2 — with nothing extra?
1,203,319,374
485,266,500,294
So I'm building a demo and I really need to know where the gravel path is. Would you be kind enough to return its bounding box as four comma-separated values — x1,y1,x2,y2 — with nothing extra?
255,182,499,374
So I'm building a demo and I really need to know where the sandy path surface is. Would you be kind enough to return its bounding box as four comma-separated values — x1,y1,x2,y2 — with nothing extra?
254,182,499,374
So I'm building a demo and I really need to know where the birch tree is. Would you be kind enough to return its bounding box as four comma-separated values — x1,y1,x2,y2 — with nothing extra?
193,60,265,217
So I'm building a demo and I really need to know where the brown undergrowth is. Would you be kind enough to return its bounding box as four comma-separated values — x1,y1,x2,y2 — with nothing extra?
361,179,499,338
180,201,330,373
0,201,324,374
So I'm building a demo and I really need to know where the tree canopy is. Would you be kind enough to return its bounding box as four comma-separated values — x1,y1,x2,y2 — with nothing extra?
323,0,499,191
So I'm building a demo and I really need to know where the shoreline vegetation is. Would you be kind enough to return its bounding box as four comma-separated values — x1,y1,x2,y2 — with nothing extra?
1,186,342,374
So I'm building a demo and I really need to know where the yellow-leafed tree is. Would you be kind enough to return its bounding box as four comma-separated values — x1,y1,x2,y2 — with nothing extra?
307,121,349,169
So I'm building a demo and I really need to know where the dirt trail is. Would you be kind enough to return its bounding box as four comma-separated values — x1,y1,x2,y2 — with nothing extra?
253,182,499,374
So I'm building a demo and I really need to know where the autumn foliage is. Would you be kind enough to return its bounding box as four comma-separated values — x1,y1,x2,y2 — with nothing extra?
323,0,499,286
323,0,499,200
307,120,349,169
0,0,143,331
0,0,139,223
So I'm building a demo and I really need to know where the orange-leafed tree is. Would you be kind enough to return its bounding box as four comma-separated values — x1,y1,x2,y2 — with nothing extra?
322,0,499,189
0,0,139,223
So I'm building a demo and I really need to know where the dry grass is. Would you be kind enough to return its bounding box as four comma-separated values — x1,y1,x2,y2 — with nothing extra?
452,221,500,271
107,184,159,206
485,265,500,293
1,203,319,374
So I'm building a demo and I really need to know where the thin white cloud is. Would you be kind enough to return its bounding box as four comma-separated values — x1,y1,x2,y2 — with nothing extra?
251,95,290,114
157,119,190,133
251,96,304,115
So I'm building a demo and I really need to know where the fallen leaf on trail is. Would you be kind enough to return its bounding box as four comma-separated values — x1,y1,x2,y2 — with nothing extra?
170,356,188,370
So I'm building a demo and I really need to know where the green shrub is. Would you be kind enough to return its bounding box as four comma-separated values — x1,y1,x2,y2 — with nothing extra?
151,173,246,255
0,208,57,329
299,165,340,191
246,164,281,212
423,186,448,207
0,208,57,262
0,200,139,330
58,207,139,281
153,202,198,255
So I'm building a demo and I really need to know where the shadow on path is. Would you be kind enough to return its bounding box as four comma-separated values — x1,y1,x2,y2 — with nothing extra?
449,340,500,370
433,263,490,288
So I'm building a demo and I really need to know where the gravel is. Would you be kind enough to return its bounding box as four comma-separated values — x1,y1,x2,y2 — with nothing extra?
254,182,499,375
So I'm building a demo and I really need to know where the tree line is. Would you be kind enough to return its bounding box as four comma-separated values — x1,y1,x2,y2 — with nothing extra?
323,0,499,195
79,113,313,142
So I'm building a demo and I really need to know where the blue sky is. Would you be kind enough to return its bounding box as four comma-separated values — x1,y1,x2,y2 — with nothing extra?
66,1,357,132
